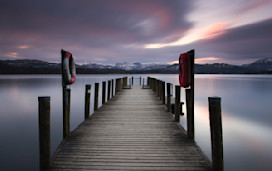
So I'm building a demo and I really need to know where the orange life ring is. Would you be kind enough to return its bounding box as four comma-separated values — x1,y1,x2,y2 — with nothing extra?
62,50,76,85
179,52,191,88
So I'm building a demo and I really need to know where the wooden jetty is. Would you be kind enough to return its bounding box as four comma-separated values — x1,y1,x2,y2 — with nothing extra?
39,77,223,170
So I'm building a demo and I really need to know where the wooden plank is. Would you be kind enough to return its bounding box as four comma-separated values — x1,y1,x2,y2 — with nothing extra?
50,85,211,170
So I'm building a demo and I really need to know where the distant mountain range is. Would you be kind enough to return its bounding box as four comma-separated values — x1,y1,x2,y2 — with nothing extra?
1,58,272,74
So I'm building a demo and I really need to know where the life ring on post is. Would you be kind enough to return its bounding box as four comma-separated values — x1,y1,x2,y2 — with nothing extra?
62,50,76,85
179,52,191,88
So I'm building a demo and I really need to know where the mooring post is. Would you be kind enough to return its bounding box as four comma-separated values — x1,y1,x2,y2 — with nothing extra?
94,83,99,111
158,80,161,99
151,78,154,91
153,78,155,92
132,77,134,85
119,78,122,91
162,81,165,105
155,79,158,95
111,79,114,97
147,77,150,86
186,88,194,139
125,77,128,86
154,79,156,93
175,86,181,122
155,79,158,97
140,76,142,85
63,88,70,139
108,80,111,100
115,79,118,94
167,83,171,112
102,81,106,104
142,78,145,88
159,81,161,99
122,77,126,88
84,85,91,119
209,97,224,171
38,96,50,170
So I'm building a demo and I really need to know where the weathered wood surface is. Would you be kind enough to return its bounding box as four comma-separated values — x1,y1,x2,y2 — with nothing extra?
51,86,211,170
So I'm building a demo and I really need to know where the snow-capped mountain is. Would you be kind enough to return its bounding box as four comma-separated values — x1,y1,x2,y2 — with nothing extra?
115,62,170,70
242,58,272,71
1,58,272,74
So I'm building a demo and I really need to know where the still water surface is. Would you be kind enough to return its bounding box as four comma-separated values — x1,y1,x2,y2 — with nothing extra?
0,74,272,170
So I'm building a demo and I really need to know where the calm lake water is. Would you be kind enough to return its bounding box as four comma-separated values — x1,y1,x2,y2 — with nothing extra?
0,74,272,170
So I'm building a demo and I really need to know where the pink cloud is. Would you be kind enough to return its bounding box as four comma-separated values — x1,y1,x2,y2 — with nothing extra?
195,57,222,64
201,23,229,40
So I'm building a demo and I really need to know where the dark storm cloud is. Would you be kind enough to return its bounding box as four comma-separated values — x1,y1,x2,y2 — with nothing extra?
192,18,272,61
0,0,193,62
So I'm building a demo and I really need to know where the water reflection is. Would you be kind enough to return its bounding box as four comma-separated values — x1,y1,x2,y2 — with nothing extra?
0,74,272,170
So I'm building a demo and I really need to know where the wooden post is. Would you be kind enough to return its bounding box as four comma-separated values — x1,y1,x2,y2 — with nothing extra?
119,78,121,91
38,96,50,170
94,83,99,111
142,78,145,88
175,86,180,122
111,79,114,97
140,76,142,85
108,80,111,100
162,81,165,105
84,85,91,119
158,80,161,98
63,88,70,138
125,77,128,86
147,77,150,86
152,78,155,92
186,89,194,139
122,77,126,88
156,79,158,95
167,83,171,112
115,78,118,94
102,81,106,104
132,77,134,85
209,97,224,171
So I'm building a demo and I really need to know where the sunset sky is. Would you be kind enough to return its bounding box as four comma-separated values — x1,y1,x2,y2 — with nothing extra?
0,0,272,65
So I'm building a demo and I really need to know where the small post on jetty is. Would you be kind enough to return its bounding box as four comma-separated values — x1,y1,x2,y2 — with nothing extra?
61,49,76,139
157,80,160,98
111,79,114,97
209,97,224,171
102,81,106,104
63,88,70,138
94,83,99,111
108,80,111,100
142,78,145,88
140,76,142,85
84,85,91,119
132,77,134,85
115,78,118,94
38,96,50,170
161,81,165,104
183,49,195,140
175,85,181,122
167,83,171,112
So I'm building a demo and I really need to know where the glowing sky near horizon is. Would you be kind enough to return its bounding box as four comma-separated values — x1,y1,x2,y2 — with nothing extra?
0,0,272,65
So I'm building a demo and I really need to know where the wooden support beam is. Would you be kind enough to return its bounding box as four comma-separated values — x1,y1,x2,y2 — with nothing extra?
38,96,51,170
209,97,224,171
84,85,91,119
175,86,180,122
94,83,99,111
102,81,106,104
63,88,70,139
